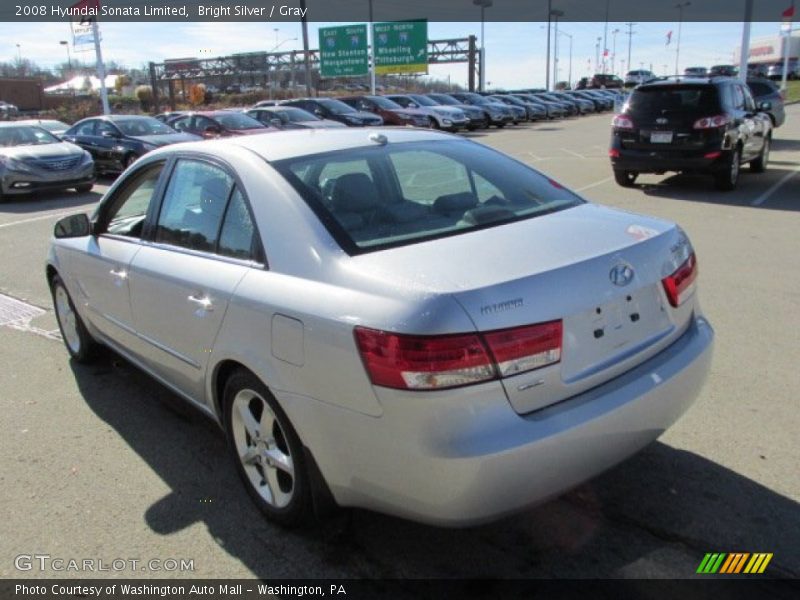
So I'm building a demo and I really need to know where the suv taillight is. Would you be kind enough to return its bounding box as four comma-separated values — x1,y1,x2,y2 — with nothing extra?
354,321,563,390
693,114,731,129
612,114,634,130
662,253,698,308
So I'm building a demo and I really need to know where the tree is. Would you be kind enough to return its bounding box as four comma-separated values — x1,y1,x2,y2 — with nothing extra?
188,83,206,106
114,74,131,94
135,85,153,111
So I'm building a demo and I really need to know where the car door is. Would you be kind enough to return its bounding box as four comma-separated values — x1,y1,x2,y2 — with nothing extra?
94,120,126,167
128,157,255,402
740,83,769,157
63,119,100,159
732,83,760,160
62,161,167,357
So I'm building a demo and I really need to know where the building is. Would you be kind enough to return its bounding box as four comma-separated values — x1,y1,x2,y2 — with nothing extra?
734,31,800,65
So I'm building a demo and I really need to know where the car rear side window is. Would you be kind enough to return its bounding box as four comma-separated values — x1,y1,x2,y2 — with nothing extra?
748,81,775,96
155,159,234,253
218,187,257,261
274,140,583,254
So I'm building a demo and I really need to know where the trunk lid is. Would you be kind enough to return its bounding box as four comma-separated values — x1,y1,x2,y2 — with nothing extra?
346,204,696,414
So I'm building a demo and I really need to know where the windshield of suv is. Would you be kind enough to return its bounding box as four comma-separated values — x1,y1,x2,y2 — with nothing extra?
115,118,176,136
627,85,720,116
369,96,403,110
428,94,459,105
318,98,357,114
0,125,60,147
274,140,584,254
408,95,438,107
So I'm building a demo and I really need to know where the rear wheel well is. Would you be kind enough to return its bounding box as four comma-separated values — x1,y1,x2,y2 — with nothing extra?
213,359,247,423
46,265,58,288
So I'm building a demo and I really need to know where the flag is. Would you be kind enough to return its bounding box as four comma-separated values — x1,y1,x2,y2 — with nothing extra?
782,4,795,18
603,48,609,57
666,30,673,46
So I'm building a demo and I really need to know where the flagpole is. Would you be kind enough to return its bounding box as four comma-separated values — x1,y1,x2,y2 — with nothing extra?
91,19,110,115
737,0,754,82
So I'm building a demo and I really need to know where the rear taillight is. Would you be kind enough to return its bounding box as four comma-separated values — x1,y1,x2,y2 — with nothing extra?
612,114,634,130
354,320,563,390
693,114,731,129
662,252,698,308
483,321,562,377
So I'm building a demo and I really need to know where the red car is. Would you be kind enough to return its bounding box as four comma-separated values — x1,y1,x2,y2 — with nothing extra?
168,110,275,138
339,96,430,127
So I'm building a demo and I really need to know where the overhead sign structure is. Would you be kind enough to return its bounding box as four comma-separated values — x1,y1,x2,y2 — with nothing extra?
319,24,369,78
373,20,428,75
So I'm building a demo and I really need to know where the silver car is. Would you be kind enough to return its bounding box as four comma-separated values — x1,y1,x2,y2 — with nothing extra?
47,129,714,527
0,123,94,200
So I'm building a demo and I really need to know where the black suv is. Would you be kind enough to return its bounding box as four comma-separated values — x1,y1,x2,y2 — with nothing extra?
609,77,772,190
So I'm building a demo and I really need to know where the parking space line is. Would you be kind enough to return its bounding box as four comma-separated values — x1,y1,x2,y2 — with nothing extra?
575,176,613,192
751,166,800,206
561,148,586,159
0,211,73,230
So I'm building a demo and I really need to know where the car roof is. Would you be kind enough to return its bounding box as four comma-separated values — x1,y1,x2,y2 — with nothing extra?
145,127,456,163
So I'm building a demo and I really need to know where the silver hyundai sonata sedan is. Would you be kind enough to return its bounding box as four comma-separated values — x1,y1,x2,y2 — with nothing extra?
47,128,714,527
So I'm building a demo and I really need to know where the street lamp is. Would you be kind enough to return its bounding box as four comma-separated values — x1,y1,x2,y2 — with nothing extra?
611,28,620,75
59,40,72,75
674,1,691,76
473,0,493,92
15,43,21,62
541,24,572,89
550,9,564,89
595,37,602,73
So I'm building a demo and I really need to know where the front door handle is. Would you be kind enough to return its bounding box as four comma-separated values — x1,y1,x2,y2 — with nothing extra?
109,268,127,279
187,294,214,312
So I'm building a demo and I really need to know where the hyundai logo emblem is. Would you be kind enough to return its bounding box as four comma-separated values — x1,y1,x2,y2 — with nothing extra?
610,263,635,286
656,117,668,124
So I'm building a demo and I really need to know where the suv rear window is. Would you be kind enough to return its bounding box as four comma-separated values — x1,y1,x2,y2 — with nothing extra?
273,140,583,254
747,81,777,97
627,85,720,116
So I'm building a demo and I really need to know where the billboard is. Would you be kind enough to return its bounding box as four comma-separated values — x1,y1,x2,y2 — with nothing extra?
373,20,428,75
319,24,369,78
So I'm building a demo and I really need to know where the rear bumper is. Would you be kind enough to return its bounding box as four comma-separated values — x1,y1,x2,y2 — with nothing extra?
286,315,714,526
611,146,727,174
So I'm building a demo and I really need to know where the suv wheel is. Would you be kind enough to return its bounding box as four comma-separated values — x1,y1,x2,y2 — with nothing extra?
714,147,740,191
614,170,638,187
750,136,770,173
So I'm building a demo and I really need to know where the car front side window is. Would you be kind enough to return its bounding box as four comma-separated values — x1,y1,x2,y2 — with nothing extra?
101,163,165,238
155,159,234,253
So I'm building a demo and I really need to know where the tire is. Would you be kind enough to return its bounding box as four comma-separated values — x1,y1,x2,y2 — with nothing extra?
614,170,638,187
750,136,770,173
714,147,741,191
50,274,98,363
495,122,506,128
428,117,440,130
75,183,93,193
224,369,313,527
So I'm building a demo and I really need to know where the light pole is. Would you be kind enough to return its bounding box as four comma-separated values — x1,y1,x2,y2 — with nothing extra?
551,9,564,88
674,2,691,76
557,29,573,89
611,28,620,75
595,37,602,73
473,0,493,92
59,40,72,76
545,0,552,91
15,43,21,62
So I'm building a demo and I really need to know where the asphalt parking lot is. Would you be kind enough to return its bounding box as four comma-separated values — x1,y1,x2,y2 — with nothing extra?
1,106,798,580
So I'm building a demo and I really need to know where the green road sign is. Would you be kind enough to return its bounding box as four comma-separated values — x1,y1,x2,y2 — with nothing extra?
319,24,369,78
373,20,428,75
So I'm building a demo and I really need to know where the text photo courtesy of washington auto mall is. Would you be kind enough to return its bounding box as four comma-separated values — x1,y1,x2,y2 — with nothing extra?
0,0,798,598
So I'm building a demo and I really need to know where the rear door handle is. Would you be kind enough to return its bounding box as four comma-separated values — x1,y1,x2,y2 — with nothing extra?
187,294,214,312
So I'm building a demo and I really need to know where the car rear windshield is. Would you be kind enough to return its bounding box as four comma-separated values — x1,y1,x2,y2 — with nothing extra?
428,94,458,105
627,85,720,115
115,118,175,136
273,140,584,254
318,98,356,114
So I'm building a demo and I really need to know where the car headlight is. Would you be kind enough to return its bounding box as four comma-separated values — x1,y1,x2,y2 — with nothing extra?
398,114,413,120
1,157,33,173
80,150,93,163
345,115,362,124
442,119,452,125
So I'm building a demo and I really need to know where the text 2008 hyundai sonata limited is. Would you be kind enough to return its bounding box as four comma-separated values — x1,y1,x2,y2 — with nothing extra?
47,129,713,527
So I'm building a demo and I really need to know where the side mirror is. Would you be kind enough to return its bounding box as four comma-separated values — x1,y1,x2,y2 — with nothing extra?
54,214,92,238
758,101,772,111
270,118,283,128
314,109,324,117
